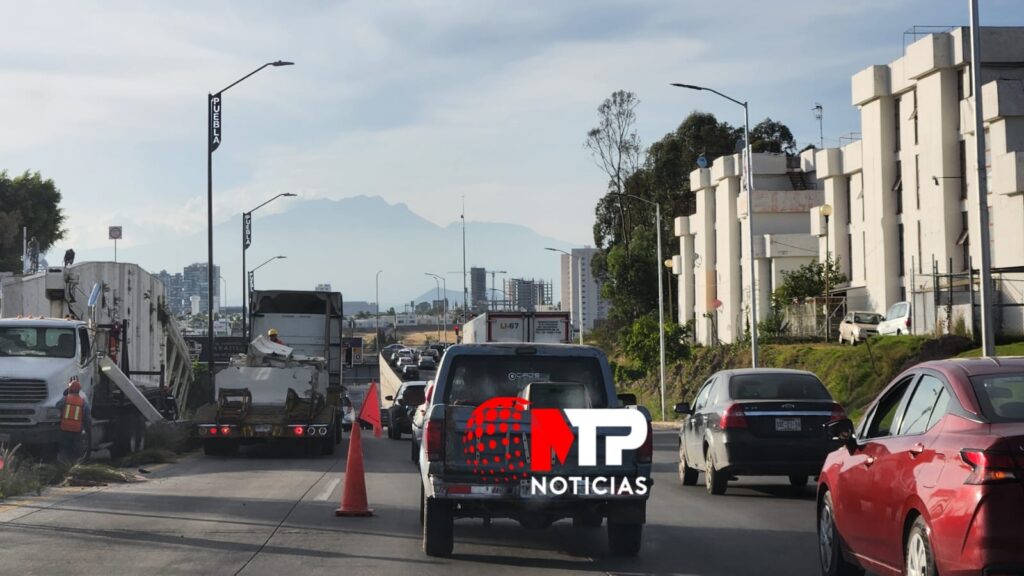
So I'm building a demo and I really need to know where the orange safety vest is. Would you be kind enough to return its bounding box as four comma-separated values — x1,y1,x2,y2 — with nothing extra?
60,394,85,433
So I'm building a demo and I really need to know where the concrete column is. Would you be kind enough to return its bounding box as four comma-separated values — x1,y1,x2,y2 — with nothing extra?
713,155,742,342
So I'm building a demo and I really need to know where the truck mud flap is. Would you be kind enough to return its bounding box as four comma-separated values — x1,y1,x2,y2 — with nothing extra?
606,501,646,524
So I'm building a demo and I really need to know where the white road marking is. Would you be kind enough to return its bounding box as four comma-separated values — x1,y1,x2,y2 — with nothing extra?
314,478,341,501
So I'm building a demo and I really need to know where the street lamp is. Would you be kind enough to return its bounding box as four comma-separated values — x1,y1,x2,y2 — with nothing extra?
820,204,833,342
425,273,442,342
248,256,286,310
426,273,448,345
545,248,585,345
375,270,383,351
243,192,297,341
672,82,759,368
609,194,667,421
207,59,293,379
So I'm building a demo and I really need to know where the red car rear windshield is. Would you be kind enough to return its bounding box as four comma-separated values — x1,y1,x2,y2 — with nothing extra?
729,373,832,400
970,374,1024,422
443,355,608,407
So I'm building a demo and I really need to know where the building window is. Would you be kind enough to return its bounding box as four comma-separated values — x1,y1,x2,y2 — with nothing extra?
862,232,867,280
914,154,920,209
894,160,903,215
959,140,968,200
894,97,902,153
911,91,918,145
958,210,970,270
917,222,922,274
897,223,905,276
846,232,853,280
984,128,992,195
844,175,852,225
958,67,970,101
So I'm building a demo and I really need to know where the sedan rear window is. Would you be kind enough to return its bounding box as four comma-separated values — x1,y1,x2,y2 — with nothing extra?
729,373,832,400
970,374,1024,422
443,355,608,407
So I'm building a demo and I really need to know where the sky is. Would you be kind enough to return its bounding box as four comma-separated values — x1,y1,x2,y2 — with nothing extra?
3,0,1023,301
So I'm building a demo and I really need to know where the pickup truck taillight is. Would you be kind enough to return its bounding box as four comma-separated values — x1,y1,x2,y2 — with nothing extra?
637,420,653,463
425,419,444,462
720,404,748,429
961,449,1023,484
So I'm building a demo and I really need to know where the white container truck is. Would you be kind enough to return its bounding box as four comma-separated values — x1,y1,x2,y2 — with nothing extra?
461,311,571,344
0,263,193,457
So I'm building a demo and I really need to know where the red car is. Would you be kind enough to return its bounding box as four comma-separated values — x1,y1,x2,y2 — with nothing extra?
818,358,1024,576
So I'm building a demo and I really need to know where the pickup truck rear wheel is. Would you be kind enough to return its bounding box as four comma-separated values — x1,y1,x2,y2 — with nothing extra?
607,522,642,556
423,497,453,557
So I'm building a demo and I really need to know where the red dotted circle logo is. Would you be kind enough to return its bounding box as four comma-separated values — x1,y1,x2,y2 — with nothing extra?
462,397,530,483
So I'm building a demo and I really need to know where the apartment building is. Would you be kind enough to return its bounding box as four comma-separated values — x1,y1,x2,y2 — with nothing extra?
559,247,610,332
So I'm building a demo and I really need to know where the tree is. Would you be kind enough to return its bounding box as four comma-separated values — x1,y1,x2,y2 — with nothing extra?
775,256,848,302
0,171,66,272
586,90,643,251
749,118,796,155
619,312,690,372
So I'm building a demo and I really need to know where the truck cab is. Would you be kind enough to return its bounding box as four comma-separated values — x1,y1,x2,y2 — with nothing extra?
0,318,95,448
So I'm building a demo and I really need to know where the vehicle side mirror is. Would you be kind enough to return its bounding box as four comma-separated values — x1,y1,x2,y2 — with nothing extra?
384,395,394,402
825,418,857,451
674,402,692,415
617,393,637,406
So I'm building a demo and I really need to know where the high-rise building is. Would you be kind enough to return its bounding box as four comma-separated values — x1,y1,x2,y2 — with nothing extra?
470,267,487,311
156,270,185,314
182,262,220,314
315,283,332,292
559,247,609,332
505,278,553,312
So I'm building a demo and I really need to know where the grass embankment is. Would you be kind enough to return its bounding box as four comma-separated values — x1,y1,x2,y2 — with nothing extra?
623,335,976,420
0,420,196,501
958,341,1024,357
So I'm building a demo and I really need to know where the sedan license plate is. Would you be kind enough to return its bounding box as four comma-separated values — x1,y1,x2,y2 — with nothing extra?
254,425,272,435
775,417,801,432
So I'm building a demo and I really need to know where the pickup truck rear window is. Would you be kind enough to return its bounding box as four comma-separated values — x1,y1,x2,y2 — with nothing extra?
443,355,608,408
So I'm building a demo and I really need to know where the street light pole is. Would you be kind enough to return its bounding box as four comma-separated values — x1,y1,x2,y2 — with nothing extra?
242,192,296,342
249,256,287,313
427,273,448,345
426,273,441,342
545,248,585,344
821,204,833,342
969,0,996,357
376,270,383,351
672,82,759,368
207,59,292,380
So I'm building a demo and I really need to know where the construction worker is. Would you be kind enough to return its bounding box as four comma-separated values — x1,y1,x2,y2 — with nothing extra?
268,328,286,345
56,377,90,463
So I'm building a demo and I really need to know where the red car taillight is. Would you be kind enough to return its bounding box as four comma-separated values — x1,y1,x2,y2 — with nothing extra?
425,419,444,462
961,449,1023,484
720,404,748,429
637,419,653,463
829,403,847,422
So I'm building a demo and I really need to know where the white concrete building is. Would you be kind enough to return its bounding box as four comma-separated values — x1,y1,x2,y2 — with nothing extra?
806,27,1024,335
559,247,609,332
674,152,822,344
673,26,1024,343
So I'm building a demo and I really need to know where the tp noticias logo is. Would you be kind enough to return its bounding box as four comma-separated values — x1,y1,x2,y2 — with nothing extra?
461,397,650,496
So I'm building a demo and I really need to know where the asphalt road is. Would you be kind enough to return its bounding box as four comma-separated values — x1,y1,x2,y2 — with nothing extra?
0,430,823,575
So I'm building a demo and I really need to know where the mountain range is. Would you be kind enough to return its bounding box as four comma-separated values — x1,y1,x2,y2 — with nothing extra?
70,195,575,308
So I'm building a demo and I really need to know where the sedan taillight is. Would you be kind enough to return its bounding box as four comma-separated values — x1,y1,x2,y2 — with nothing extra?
961,449,1023,484
720,404,748,429
425,419,444,462
829,403,847,422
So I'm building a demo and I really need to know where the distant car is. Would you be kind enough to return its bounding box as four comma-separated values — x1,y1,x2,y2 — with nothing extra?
838,311,884,344
675,368,845,495
341,389,371,431
877,300,912,336
396,356,415,369
418,356,436,370
818,358,1024,576
385,381,427,440
410,380,433,463
401,363,420,380
381,344,403,359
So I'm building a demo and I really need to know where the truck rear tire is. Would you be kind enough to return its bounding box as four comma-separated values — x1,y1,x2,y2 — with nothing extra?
423,497,454,557
607,522,643,556
110,413,145,459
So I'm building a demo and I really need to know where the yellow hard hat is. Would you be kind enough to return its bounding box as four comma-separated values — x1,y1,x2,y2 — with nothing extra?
268,328,279,337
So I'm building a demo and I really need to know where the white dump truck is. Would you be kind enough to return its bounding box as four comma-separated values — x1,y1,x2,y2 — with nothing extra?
0,263,193,458
461,311,572,344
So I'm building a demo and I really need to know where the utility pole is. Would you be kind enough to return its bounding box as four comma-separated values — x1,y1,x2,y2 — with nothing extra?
970,0,996,357
461,197,468,323
488,270,507,311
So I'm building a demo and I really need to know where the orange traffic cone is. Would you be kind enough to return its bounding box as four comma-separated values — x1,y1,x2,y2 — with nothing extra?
335,421,373,517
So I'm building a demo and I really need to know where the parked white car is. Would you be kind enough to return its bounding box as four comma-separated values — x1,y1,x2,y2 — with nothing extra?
877,301,913,336
838,311,884,344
